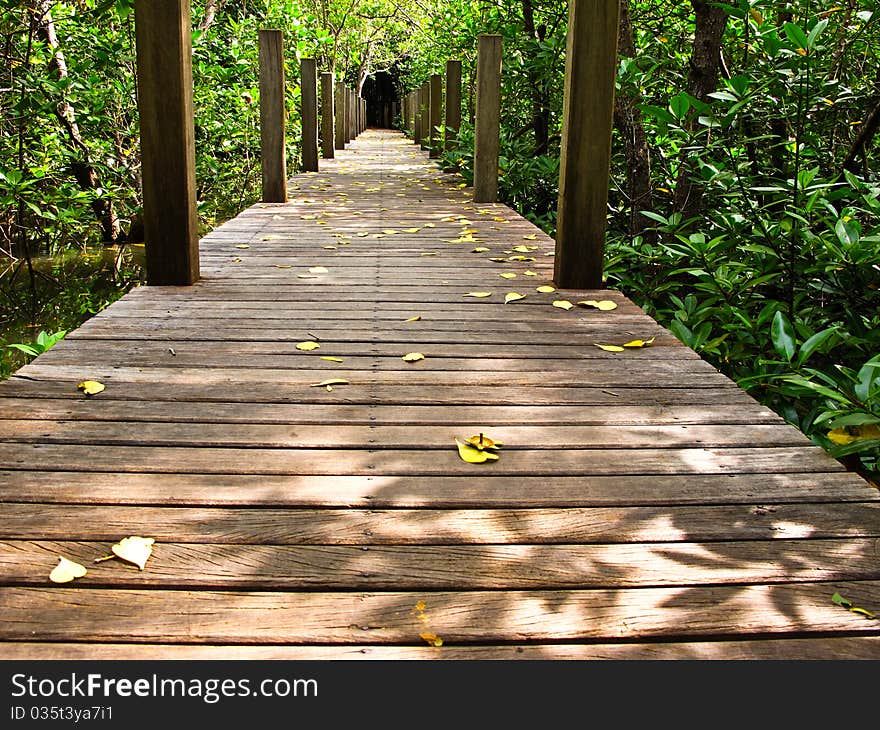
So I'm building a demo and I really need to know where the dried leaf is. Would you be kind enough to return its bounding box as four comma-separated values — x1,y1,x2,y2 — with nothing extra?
536,285,556,294
111,536,155,571
309,266,329,274
405,316,422,323
235,244,250,249
523,234,538,240
500,272,517,279
456,438,500,464
420,632,444,647
512,245,531,253
472,247,490,253
464,292,493,298
578,300,619,311
403,352,426,363
310,379,350,389
623,337,656,348
553,300,574,311
504,292,526,304
77,380,105,396
296,341,321,352
403,228,421,233
464,433,504,451
320,357,344,363
596,344,626,352
49,556,88,584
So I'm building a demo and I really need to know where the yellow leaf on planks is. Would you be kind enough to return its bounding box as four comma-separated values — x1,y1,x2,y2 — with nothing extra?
465,433,504,451
578,300,619,311
309,266,329,274
311,379,350,392
420,632,444,647
320,357,345,363
296,341,321,352
77,380,105,396
553,300,574,311
49,556,88,584
623,337,656,348
523,271,538,277
536,286,556,294
110,536,155,571
595,344,626,352
464,292,493,298
472,247,491,253
504,292,526,304
236,244,251,249
402,228,422,233
383,229,400,235
500,272,517,279
523,234,538,240
357,232,370,237
405,316,422,322
493,217,508,222
456,438,500,464
403,353,425,363
512,245,531,253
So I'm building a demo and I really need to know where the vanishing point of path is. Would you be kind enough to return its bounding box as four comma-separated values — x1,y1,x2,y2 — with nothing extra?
1,130,879,659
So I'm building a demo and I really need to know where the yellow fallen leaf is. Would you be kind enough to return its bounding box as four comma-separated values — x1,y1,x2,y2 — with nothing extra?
309,266,329,274
512,245,531,253
505,292,526,304
356,232,370,237
77,380,105,396
596,344,626,352
405,316,422,322
111,536,155,571
456,438,500,464
464,433,503,451
536,286,556,294
297,274,318,279
320,356,345,363
275,264,293,269
310,379,350,391
461,229,479,236
579,300,619,311
464,292,493,298
827,425,880,445
493,217,508,222
403,352,426,363
523,234,538,240
523,271,538,277
472,247,491,253
414,600,427,614
49,556,88,584
236,244,250,249
553,300,574,311
383,229,400,235
623,337,656,348
403,228,421,233
500,272,517,279
420,632,444,647
296,341,321,352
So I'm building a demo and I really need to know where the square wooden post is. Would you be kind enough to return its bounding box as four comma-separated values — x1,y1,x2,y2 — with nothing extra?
334,81,346,150
554,0,620,289
474,34,502,203
300,58,319,172
258,29,288,203
445,60,462,153
321,71,335,159
134,0,200,285
429,73,443,158
419,81,430,149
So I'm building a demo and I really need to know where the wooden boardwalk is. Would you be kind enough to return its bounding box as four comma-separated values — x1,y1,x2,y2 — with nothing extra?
1,129,879,659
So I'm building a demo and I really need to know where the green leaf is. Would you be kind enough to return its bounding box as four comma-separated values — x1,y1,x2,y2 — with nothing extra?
771,311,796,361
835,218,860,247
783,22,809,51
796,327,838,367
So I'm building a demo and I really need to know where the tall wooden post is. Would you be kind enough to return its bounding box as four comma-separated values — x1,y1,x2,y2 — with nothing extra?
420,81,430,149
300,58,319,172
413,88,422,144
445,60,462,153
334,81,345,150
554,0,620,289
321,71,335,159
474,34,502,203
134,0,200,285
348,90,355,140
429,73,442,158
258,29,288,203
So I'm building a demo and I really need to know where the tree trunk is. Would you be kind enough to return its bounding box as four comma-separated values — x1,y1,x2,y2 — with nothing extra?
32,1,120,243
521,0,550,156
613,0,655,242
672,0,729,219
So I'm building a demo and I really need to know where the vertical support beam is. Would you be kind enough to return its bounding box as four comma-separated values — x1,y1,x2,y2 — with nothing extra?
334,81,345,150
300,58,319,172
420,81,430,149
258,29,288,203
554,0,620,289
474,34,502,203
134,0,200,285
445,60,462,152
320,71,335,159
429,73,442,158
413,88,422,144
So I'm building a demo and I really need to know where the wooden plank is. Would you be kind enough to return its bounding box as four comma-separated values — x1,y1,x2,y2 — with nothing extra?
3,503,878,544
258,29,288,203
0,444,846,476
4,539,880,590
133,0,200,285
3,582,878,643
300,58,319,172
474,35,502,202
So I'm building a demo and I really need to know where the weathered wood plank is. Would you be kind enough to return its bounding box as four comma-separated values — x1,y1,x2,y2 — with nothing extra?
3,583,878,643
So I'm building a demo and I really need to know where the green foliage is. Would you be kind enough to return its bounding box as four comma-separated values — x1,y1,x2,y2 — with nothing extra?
6,329,67,359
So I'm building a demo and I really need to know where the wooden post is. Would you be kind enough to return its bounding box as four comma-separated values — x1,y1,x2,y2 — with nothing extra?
429,73,442,158
474,34,502,202
134,0,200,285
334,81,345,150
258,29,288,203
445,60,462,152
320,71,335,159
420,81,430,149
300,58,319,172
413,88,422,144
554,0,620,289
